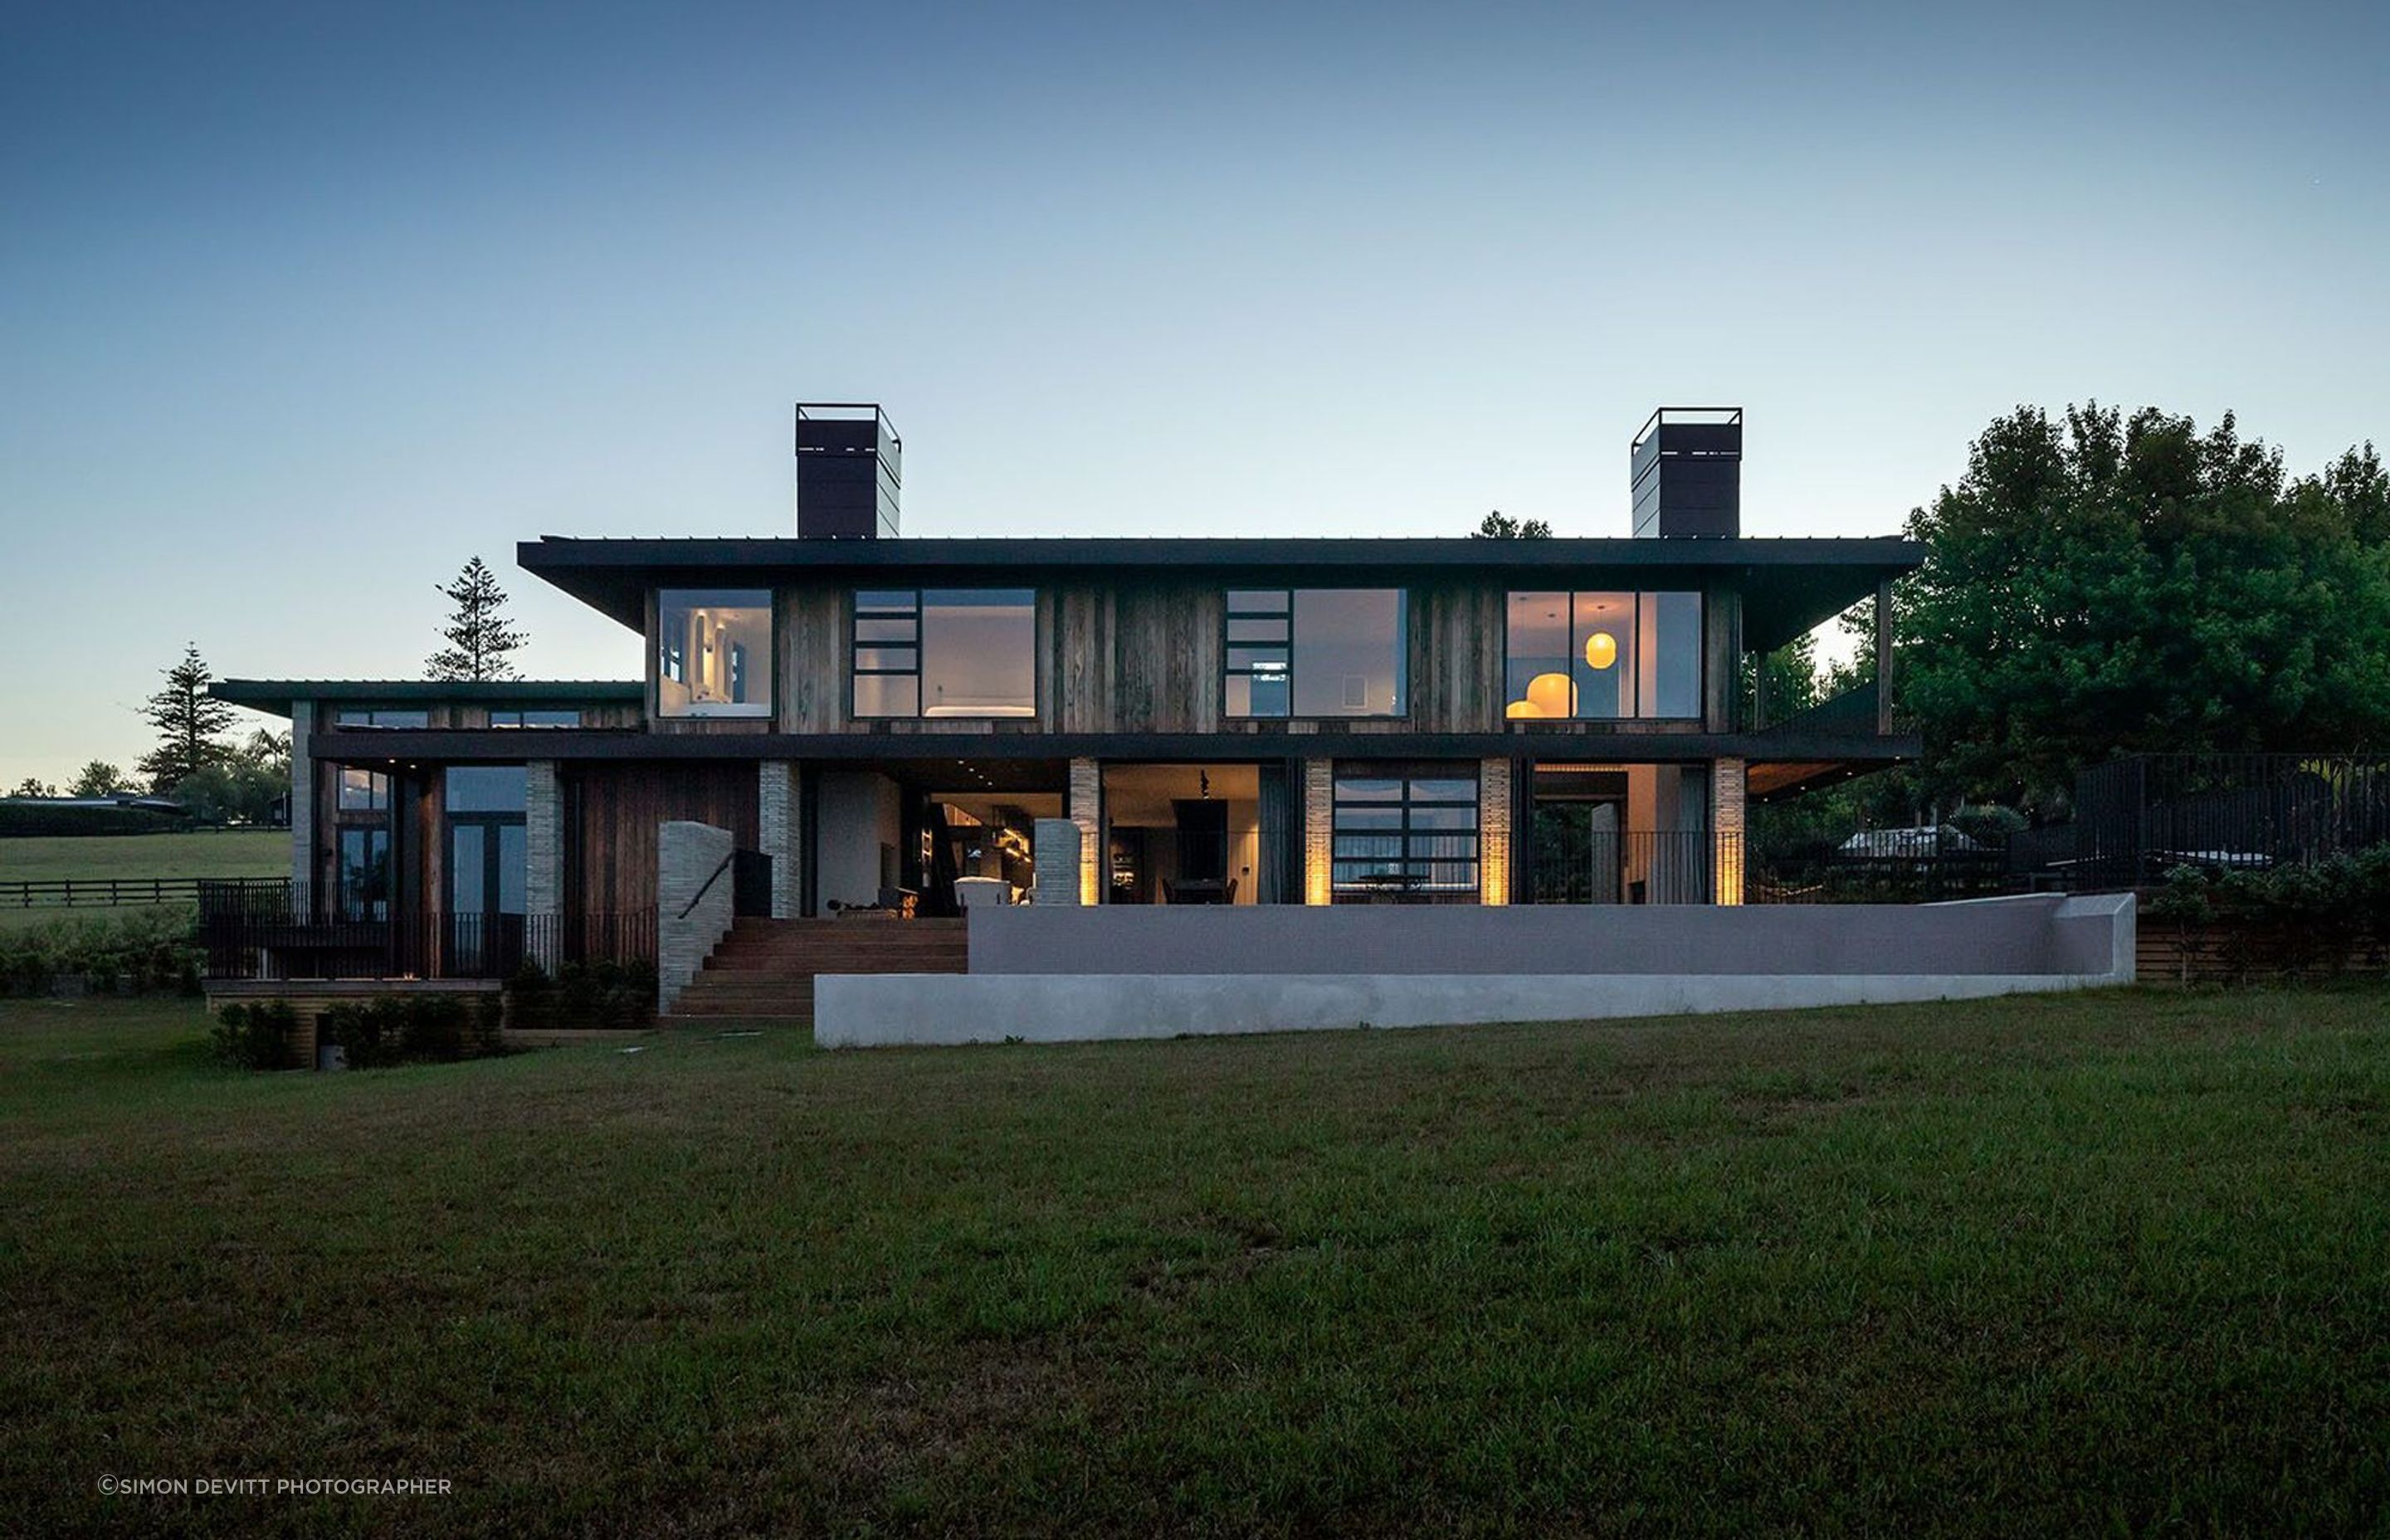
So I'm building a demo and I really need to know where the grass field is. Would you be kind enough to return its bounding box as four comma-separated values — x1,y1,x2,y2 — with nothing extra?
4,989,2387,1537
0,831,285,933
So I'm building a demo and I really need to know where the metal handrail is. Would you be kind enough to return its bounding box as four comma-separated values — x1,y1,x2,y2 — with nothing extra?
675,853,736,921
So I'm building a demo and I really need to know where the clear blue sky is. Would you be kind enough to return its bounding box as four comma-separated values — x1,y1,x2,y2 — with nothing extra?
2,1,2383,787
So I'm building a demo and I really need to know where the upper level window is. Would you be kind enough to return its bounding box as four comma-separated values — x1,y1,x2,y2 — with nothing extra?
490,709,582,729
336,768,389,811
1505,591,1702,721
334,708,429,729
852,589,1036,719
1224,589,1407,719
658,589,771,719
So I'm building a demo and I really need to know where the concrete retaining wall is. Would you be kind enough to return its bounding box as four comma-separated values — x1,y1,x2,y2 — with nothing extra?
817,894,2137,1048
968,893,2134,978
657,821,735,1014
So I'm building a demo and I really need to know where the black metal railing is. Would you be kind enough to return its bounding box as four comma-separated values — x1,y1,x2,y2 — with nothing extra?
1526,828,1729,905
198,885,655,982
2071,753,2390,891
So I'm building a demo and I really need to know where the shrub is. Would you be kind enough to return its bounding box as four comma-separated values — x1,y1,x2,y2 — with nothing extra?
319,994,492,1069
212,1001,295,1070
507,957,657,1031
0,909,202,997
2148,846,2390,977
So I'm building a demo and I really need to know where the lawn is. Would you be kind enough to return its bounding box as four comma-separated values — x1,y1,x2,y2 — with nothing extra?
0,831,285,933
3,989,2386,1537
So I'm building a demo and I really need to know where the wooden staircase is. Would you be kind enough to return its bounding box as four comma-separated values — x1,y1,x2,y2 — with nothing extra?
666,918,968,1026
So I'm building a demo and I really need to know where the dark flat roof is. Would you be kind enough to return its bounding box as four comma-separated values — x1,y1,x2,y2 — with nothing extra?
517,534,1923,652
213,680,644,719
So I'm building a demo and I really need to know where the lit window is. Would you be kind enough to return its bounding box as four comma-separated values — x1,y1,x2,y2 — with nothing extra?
657,589,772,719
851,590,1036,719
1505,591,1701,720
1223,590,1407,719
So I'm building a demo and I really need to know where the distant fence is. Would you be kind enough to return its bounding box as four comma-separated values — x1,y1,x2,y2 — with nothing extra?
198,885,656,982
1,875,290,911
2071,754,2390,890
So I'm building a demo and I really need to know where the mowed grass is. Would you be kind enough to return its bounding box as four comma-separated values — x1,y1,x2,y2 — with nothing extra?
3,990,2387,1538
0,831,285,931
0,830,287,882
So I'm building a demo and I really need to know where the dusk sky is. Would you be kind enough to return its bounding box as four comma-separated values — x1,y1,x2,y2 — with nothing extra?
2,1,2383,787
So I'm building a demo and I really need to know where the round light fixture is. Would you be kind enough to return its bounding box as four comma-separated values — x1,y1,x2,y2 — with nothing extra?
1584,631,1618,670
1505,699,1543,719
1525,671,1576,718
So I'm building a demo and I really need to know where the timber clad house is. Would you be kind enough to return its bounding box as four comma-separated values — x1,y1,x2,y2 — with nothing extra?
213,405,1943,1026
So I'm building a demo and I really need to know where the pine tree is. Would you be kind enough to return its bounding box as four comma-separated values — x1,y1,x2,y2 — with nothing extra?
426,558,528,681
136,644,237,792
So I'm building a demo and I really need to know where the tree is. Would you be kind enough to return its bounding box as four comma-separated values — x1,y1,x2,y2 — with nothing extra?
137,644,237,792
1891,404,2390,811
171,729,293,825
1471,510,1552,539
68,761,132,797
10,777,57,798
427,557,527,681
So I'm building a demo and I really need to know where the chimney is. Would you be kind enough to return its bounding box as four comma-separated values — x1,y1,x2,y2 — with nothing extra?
794,403,901,538
1630,407,1741,538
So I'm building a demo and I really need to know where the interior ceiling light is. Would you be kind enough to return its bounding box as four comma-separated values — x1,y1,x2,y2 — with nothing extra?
1505,700,1542,719
1525,672,1576,718
1584,631,1618,670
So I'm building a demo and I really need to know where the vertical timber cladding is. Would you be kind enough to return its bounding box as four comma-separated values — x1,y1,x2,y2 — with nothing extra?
569,762,762,916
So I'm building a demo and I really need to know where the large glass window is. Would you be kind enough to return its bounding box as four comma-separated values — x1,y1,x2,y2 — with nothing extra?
1224,589,1407,719
445,766,528,814
851,589,1036,719
658,589,772,718
1331,771,1479,900
336,826,389,921
1505,590,1702,721
490,708,581,729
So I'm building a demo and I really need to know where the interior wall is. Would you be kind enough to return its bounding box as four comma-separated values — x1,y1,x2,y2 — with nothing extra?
817,770,904,908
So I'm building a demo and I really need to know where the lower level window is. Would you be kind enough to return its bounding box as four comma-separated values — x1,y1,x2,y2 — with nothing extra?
1331,771,1479,899
337,826,389,920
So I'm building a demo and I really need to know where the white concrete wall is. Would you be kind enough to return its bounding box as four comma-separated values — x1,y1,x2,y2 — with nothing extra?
815,770,903,909
817,893,2139,1049
656,821,736,1013
816,969,2124,1050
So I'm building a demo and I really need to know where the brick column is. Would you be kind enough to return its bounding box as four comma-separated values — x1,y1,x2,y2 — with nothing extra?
758,761,802,919
1478,758,1511,905
1712,757,1746,906
1303,759,1334,905
1067,757,1101,906
525,761,563,967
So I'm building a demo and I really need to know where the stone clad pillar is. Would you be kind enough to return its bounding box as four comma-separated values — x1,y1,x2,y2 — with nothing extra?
1067,757,1101,907
1033,818,1084,906
288,701,314,894
524,760,563,967
758,761,802,919
1712,757,1746,906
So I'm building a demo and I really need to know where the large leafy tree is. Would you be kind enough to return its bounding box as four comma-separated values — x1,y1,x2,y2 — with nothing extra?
1895,405,2390,810
68,761,132,797
1471,510,1552,539
427,557,528,681
137,644,237,792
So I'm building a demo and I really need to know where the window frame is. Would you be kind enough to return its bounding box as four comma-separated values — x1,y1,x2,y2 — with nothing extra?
1220,587,1411,722
1501,587,1705,724
653,587,776,721
1329,768,1480,900
332,707,431,730
847,587,1040,721
488,708,582,729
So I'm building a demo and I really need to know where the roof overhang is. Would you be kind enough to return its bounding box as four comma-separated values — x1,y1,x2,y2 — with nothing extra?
212,679,645,719
516,535,1923,653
